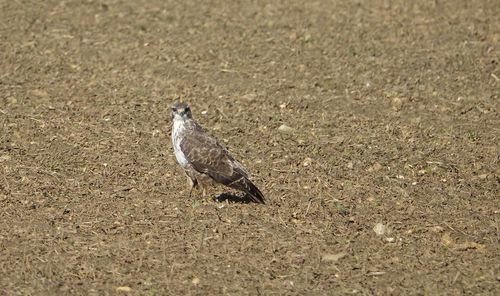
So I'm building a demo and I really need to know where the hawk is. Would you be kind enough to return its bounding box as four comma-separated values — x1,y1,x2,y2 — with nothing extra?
170,102,265,204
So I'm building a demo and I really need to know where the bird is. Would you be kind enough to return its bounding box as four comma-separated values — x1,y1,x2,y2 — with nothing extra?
170,102,265,204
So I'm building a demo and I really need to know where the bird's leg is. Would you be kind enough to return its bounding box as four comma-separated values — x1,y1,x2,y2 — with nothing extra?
197,180,212,203
186,173,197,198
198,181,206,197
188,184,194,198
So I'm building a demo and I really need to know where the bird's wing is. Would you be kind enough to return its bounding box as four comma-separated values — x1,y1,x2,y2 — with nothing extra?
179,123,265,204
179,125,248,185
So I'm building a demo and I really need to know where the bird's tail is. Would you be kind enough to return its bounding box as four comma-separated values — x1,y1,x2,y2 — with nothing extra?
229,177,265,204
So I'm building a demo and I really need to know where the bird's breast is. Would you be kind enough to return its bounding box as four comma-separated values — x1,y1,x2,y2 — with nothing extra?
172,120,189,167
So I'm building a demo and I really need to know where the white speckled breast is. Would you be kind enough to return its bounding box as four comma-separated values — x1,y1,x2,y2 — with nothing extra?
172,119,188,167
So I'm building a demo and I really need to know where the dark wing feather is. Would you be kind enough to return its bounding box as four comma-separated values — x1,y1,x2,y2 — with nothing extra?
226,177,265,204
180,124,265,203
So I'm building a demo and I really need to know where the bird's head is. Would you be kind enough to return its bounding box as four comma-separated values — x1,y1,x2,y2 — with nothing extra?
171,102,192,121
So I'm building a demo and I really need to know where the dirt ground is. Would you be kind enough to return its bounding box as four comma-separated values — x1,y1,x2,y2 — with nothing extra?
1,0,499,295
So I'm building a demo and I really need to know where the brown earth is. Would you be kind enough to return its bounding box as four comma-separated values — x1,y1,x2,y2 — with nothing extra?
1,0,499,295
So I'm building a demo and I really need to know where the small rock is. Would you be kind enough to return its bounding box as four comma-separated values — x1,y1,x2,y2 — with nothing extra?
367,162,383,172
322,252,347,262
6,97,17,104
391,97,403,111
385,237,395,243
0,155,11,162
191,277,200,285
331,136,345,144
116,286,132,292
441,232,453,246
278,124,294,133
477,174,488,180
373,223,387,236
29,89,49,98
241,93,257,101
303,33,312,42
429,226,444,233
302,157,312,167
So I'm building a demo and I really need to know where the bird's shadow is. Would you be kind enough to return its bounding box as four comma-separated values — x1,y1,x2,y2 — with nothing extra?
214,193,254,204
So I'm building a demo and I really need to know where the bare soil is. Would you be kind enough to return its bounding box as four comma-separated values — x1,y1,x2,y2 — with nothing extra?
1,0,499,295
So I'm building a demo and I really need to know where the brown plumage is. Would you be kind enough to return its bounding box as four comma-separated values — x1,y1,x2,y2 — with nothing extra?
171,102,265,204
